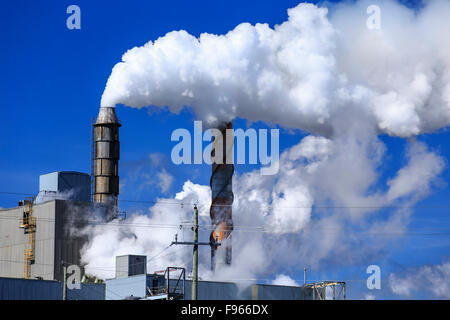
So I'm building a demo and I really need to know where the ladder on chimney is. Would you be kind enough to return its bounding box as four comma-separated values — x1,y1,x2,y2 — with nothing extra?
19,199,36,279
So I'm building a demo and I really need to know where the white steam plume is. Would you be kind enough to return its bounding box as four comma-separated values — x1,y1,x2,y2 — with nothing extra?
101,0,450,137
83,0,450,295
81,136,445,283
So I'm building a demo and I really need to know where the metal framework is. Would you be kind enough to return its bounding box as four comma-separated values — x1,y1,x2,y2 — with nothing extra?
19,198,36,279
165,267,186,300
150,267,186,300
305,281,346,300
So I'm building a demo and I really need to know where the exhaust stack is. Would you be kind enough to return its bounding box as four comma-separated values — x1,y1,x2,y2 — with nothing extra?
93,107,121,209
210,122,234,271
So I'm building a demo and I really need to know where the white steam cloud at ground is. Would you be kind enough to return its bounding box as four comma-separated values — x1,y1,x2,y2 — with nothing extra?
81,0,450,296
81,136,445,285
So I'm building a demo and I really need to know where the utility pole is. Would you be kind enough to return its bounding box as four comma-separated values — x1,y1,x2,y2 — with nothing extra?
302,267,307,300
62,261,67,300
192,205,198,300
170,205,220,300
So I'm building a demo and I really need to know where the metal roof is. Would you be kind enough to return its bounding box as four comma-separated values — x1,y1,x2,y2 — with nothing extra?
95,107,119,125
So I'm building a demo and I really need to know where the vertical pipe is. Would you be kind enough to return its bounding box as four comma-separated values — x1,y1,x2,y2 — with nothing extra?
183,269,186,301
166,268,170,300
93,107,121,216
210,122,233,271
192,205,198,300
303,267,307,300
343,283,346,300
62,262,67,300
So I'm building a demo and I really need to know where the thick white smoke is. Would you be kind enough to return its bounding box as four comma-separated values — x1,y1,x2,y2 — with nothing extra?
83,0,450,293
81,136,444,282
81,181,211,279
101,0,450,137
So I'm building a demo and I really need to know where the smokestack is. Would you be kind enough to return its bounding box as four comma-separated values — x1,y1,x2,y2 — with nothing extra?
210,122,234,271
93,107,121,210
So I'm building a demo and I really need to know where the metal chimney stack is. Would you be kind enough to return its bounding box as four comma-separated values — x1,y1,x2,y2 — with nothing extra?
210,122,234,271
93,107,121,209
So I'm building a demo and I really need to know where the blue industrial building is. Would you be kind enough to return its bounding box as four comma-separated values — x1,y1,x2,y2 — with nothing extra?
106,273,316,300
35,171,91,204
0,277,105,300
105,255,345,300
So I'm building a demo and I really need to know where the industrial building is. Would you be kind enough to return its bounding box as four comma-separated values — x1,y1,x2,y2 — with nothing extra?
0,171,108,299
0,277,105,300
0,172,108,281
105,255,346,300
0,106,347,300
0,107,121,284
35,171,91,204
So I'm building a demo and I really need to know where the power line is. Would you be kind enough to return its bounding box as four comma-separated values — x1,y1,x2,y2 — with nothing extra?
0,216,450,235
1,214,450,236
3,191,450,209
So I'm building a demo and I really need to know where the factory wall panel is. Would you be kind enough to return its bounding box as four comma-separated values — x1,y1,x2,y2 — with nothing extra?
107,276,312,300
53,200,90,282
0,277,105,300
252,284,312,300
182,280,252,300
106,274,147,300
36,172,91,204
31,201,56,280
0,207,28,278
0,200,98,281
66,283,105,300
128,255,146,277
115,256,129,279
115,255,147,279
0,277,61,300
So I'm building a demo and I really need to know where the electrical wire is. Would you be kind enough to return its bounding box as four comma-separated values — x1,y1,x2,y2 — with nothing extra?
1,214,450,237
3,190,450,209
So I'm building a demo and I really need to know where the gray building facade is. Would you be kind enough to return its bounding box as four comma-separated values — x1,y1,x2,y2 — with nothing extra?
35,171,91,204
0,199,92,281
115,255,147,279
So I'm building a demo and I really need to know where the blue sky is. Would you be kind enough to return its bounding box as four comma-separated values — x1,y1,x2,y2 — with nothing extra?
1,0,449,299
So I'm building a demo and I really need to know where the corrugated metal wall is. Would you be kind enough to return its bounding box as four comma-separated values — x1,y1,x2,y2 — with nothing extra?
183,280,252,300
115,255,147,279
0,200,100,281
0,277,105,300
36,172,91,204
0,201,56,280
252,284,313,300
106,274,147,300
106,276,311,300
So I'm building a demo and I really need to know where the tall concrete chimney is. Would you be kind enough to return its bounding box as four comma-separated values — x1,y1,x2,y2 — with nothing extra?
210,122,234,271
93,107,121,209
